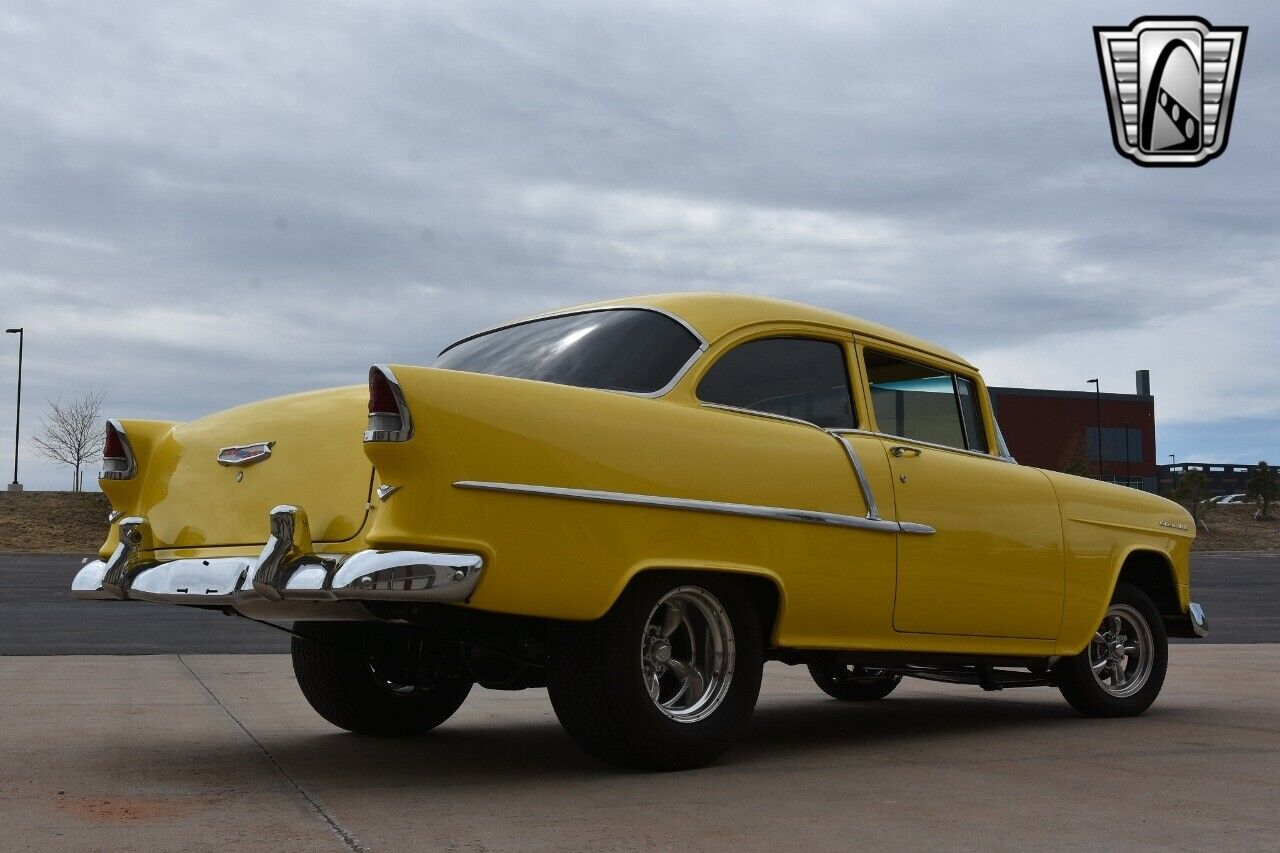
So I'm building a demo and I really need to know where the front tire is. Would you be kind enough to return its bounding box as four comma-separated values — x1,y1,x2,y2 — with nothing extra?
1054,582,1168,717
546,574,764,771
291,622,473,736
808,664,901,701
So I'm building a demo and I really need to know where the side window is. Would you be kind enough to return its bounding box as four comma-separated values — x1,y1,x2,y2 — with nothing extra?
697,337,856,429
864,349,988,453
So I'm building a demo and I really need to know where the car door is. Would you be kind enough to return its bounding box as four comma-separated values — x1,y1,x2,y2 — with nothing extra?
695,332,900,647
858,344,1065,640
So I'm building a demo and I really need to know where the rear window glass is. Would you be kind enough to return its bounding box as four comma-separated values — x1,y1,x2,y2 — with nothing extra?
434,309,702,394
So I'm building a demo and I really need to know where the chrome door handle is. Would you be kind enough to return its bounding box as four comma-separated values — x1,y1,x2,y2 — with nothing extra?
890,446,921,458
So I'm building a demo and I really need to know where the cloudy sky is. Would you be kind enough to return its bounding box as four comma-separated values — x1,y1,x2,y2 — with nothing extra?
2,1,1276,489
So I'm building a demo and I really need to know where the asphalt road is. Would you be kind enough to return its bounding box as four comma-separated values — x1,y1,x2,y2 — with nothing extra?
1,551,1277,654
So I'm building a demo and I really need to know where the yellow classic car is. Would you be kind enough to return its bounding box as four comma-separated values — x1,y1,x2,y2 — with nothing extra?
73,293,1205,769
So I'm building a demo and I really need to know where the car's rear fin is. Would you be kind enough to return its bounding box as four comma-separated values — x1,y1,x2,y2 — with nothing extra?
365,364,413,442
100,419,137,480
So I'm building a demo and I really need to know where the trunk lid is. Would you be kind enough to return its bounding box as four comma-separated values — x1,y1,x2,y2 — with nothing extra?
138,386,372,549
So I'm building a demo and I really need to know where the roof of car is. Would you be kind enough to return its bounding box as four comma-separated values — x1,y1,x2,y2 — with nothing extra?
553,292,974,370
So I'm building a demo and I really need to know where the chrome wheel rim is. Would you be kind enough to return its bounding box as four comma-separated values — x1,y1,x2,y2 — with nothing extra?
640,586,735,723
1089,604,1154,698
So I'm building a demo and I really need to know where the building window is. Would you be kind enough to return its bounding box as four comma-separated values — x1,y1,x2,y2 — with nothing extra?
1086,426,1143,463
1102,474,1146,489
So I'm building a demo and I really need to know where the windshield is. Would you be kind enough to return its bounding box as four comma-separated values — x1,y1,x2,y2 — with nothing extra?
433,308,703,394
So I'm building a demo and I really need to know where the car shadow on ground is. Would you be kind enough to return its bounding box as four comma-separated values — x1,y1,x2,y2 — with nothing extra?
91,690,1205,790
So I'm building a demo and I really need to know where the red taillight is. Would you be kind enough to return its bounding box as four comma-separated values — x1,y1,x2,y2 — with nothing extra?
101,421,136,480
369,369,399,415
365,365,412,442
104,423,126,458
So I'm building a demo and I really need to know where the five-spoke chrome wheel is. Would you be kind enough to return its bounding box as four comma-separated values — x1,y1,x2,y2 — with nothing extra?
1088,603,1155,699
640,586,736,723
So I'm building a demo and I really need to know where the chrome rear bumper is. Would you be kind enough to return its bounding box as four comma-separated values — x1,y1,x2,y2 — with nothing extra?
71,506,484,620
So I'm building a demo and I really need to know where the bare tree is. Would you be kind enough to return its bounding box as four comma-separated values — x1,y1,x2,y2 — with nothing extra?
31,387,107,491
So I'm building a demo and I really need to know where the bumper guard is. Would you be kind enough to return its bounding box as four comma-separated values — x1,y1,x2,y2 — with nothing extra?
71,506,484,619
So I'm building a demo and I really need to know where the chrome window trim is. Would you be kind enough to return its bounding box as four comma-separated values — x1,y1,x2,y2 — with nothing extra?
843,428,1016,464
700,402,827,432
364,364,415,442
438,305,709,356
454,480,934,535
434,306,708,400
99,419,138,481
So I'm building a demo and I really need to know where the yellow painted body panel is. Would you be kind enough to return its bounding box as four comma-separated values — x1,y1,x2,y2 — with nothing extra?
100,388,373,553
880,438,1065,639
96,293,1196,657
1043,470,1193,655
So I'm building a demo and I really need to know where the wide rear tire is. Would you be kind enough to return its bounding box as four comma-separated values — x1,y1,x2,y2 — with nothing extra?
547,574,764,771
291,622,473,736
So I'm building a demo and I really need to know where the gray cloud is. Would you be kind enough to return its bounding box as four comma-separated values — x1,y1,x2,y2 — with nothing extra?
2,0,1277,488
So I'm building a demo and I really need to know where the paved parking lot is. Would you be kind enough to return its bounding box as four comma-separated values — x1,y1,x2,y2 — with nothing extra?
2,648,1277,851
1,552,1277,850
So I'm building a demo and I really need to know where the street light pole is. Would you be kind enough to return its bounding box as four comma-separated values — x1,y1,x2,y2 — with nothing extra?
4,328,22,490
1087,378,1102,480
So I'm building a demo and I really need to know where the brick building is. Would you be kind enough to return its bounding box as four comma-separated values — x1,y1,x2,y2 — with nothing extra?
989,370,1157,492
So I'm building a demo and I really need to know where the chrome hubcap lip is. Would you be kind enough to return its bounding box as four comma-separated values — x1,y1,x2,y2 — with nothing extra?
640,586,735,724
1089,603,1154,699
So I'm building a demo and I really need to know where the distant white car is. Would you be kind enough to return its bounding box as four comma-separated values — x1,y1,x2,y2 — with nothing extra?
1217,494,1251,505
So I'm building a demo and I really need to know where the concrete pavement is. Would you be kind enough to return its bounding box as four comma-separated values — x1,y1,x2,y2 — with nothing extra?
2,646,1277,851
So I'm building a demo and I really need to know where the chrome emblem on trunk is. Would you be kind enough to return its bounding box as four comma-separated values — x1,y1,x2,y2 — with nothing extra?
217,441,275,467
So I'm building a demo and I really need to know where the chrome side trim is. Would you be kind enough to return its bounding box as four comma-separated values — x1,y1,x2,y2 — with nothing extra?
453,480,907,534
828,432,882,521
692,411,935,533
364,364,415,442
330,551,485,602
1189,602,1208,638
435,306,710,400
99,419,137,481
898,521,937,536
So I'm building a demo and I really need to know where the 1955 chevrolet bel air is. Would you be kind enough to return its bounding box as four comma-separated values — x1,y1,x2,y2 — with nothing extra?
73,293,1206,769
